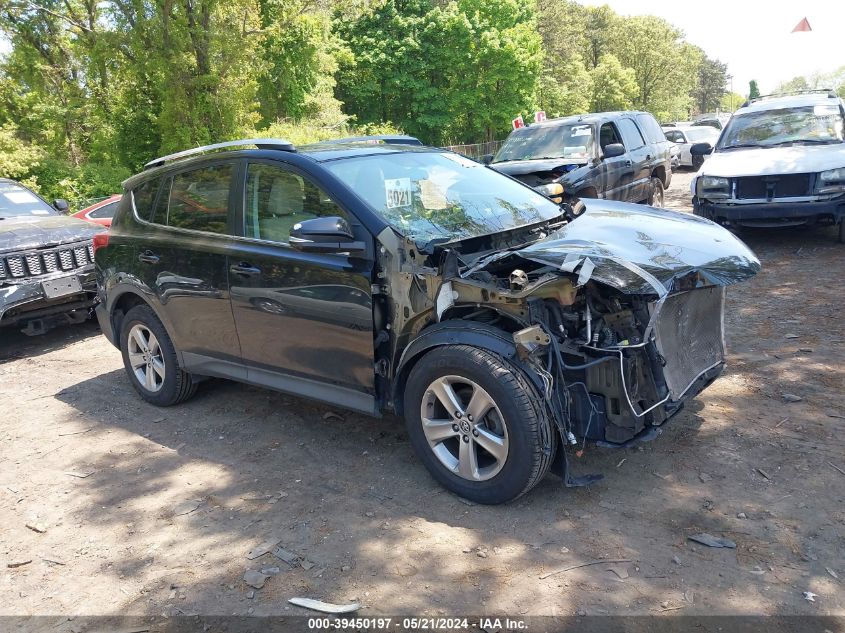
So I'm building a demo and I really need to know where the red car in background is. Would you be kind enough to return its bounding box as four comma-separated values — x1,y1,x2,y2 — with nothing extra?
72,194,121,227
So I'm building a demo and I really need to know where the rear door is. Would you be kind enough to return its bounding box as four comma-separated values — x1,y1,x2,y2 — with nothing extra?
132,160,243,376
616,117,651,201
597,122,633,200
227,159,377,413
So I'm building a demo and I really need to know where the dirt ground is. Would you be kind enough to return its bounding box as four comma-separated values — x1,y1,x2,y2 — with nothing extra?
2,170,844,621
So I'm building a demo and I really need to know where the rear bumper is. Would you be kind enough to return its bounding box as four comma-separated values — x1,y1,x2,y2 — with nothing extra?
696,196,845,226
95,302,116,346
0,268,97,327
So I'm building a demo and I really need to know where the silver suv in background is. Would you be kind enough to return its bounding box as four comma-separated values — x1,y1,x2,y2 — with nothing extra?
691,90,845,242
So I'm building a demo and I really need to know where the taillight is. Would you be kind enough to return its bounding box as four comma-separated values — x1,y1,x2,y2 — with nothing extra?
92,232,110,255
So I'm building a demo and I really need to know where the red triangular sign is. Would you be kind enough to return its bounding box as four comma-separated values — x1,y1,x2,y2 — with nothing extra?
791,17,812,32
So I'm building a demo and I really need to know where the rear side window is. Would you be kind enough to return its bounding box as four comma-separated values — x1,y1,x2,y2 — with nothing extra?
166,164,233,234
635,113,666,144
89,201,119,219
617,118,646,150
132,179,160,220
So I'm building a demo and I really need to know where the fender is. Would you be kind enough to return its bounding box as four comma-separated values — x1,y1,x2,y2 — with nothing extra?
391,320,544,416
101,276,178,350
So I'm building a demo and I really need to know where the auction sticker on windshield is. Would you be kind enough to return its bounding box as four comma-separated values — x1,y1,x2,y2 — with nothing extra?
385,178,412,208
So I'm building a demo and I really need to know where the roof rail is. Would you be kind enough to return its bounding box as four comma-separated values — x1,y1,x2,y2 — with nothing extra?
743,88,838,107
144,138,295,169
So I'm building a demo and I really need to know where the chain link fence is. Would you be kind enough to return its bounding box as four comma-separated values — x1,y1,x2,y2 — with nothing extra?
443,140,504,160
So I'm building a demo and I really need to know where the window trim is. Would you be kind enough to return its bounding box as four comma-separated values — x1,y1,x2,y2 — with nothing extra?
235,159,355,248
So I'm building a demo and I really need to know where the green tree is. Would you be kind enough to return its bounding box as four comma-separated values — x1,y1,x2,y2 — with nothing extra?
694,56,727,113
589,54,637,111
748,79,760,100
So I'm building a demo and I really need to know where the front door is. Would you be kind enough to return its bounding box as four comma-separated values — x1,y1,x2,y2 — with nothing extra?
132,161,243,374
597,122,634,200
227,160,376,413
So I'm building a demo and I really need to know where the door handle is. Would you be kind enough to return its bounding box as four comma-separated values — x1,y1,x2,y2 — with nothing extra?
229,262,261,277
138,250,160,264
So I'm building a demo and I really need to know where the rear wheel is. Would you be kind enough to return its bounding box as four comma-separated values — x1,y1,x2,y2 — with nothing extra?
646,177,665,208
119,305,197,406
839,219,845,244
404,345,555,504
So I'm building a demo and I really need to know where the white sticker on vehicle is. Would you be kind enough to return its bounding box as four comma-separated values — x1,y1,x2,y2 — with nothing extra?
385,178,412,208
4,190,39,204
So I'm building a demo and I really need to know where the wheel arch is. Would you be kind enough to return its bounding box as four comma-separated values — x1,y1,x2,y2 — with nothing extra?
107,288,175,352
391,320,543,417
652,164,668,187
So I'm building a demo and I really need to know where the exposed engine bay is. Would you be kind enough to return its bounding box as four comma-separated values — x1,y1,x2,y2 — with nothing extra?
371,200,760,480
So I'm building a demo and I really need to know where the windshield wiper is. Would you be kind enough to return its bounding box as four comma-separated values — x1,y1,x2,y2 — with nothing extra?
768,139,841,147
719,143,765,150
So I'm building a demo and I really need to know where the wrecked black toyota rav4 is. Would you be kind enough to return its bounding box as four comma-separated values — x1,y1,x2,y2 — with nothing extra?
1,179,104,335
95,139,760,504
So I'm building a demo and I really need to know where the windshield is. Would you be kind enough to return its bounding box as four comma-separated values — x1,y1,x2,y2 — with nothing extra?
717,104,845,150
493,123,595,162
325,152,562,244
0,182,57,218
685,127,719,142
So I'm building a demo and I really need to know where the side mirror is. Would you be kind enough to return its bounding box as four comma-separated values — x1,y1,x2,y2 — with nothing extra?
53,199,69,213
690,142,713,156
481,154,493,165
602,143,625,159
289,216,366,254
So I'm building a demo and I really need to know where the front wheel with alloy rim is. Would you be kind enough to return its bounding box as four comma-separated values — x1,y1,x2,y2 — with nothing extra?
404,345,556,504
647,177,665,208
119,304,197,406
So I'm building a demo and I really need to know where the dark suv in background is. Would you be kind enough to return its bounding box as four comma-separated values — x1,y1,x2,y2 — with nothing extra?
488,111,672,211
0,178,103,334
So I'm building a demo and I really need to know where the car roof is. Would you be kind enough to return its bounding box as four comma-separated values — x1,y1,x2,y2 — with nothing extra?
737,92,844,114
520,111,652,129
123,143,447,188
313,134,423,146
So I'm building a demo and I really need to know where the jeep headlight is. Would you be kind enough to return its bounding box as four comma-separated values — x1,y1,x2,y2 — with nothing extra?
698,175,730,200
818,167,845,193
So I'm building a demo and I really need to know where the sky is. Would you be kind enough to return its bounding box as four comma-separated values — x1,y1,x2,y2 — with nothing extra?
582,0,845,95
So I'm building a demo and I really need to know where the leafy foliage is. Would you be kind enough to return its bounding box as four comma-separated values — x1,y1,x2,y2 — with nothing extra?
0,0,732,206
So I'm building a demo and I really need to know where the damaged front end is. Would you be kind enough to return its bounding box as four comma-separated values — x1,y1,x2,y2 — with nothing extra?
377,199,760,479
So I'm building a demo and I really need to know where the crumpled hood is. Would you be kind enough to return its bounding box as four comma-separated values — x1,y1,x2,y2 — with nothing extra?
700,143,845,178
0,215,104,254
491,158,588,178
513,200,761,295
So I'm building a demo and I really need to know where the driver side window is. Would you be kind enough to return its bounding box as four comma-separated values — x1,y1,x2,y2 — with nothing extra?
599,123,624,151
244,163,347,244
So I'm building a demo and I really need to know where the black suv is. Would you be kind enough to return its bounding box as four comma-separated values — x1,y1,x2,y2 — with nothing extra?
488,111,672,211
96,138,759,503
1,179,103,334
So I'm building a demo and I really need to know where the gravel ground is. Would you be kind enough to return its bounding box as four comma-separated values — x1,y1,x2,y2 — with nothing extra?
1,170,843,620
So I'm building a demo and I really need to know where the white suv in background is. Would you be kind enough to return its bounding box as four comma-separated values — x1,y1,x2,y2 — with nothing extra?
691,90,845,242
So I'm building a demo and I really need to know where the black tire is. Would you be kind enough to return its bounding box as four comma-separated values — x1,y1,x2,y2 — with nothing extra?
119,304,197,406
646,177,665,208
839,220,845,244
404,345,555,504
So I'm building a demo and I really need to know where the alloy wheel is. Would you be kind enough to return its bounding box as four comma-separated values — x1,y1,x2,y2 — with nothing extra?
420,375,509,481
127,324,165,392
